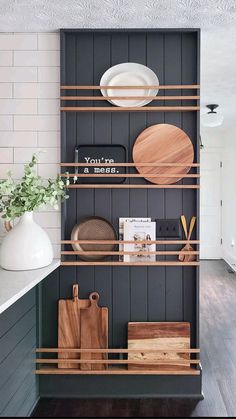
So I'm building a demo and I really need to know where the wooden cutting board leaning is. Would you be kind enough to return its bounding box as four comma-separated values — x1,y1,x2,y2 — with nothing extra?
128,322,191,371
58,284,90,369
80,292,108,371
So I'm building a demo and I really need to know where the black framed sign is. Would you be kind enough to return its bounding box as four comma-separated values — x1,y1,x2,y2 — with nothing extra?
75,144,127,184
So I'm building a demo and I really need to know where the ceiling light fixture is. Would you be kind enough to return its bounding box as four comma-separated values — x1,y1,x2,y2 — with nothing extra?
201,104,224,127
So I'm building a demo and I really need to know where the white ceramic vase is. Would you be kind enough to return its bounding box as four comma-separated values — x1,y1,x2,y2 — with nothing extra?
0,211,53,270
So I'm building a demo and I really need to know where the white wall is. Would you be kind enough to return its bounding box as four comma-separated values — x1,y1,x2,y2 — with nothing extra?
222,129,236,267
200,127,223,259
0,32,61,258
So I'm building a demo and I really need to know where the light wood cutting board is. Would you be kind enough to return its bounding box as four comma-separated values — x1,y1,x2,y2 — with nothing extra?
132,124,194,184
128,322,190,371
80,292,108,371
58,284,90,369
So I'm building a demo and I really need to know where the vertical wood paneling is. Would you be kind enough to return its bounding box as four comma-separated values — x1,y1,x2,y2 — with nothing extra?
93,33,113,346
111,33,130,348
74,33,95,298
182,32,199,346
146,32,166,321
164,33,183,321
54,29,200,396
129,33,148,322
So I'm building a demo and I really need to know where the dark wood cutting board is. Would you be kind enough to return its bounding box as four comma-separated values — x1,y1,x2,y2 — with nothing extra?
80,292,108,371
58,284,90,369
128,322,191,371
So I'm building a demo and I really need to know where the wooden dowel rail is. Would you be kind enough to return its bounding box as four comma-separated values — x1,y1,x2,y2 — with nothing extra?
60,162,200,167
60,261,200,266
60,173,200,178
36,359,200,365
61,251,199,256
35,368,200,376
61,240,199,245
60,84,200,90
61,106,200,112
61,95,200,101
36,348,200,354
66,184,200,189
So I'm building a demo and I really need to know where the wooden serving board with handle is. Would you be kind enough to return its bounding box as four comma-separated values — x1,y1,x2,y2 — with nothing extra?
128,322,191,371
58,284,90,369
80,292,108,371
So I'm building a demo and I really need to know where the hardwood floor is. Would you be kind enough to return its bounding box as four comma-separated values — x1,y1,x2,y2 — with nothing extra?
32,260,236,417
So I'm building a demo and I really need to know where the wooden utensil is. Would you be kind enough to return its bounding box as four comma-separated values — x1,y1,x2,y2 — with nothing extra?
132,124,194,184
128,322,191,371
58,284,90,369
80,292,108,371
71,216,117,261
179,216,196,262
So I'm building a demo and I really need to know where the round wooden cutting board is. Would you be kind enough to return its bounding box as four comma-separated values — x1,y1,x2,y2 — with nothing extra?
132,124,194,184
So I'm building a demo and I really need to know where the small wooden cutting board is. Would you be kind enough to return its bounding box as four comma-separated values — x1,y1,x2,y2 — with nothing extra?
80,292,108,371
58,284,90,369
128,322,190,371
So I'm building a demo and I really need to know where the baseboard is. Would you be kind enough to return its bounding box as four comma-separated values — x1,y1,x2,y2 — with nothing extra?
223,258,236,273
28,395,40,417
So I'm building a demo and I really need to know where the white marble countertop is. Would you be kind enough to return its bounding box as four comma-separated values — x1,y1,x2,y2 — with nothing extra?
0,259,60,314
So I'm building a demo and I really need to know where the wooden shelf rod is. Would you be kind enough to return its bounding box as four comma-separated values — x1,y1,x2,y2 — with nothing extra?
61,95,200,101
66,184,200,189
61,251,199,256
60,162,200,167
61,240,199,245
60,261,200,266
36,359,200,365
35,368,200,376
61,106,200,112
60,84,200,90
36,348,200,354
61,173,200,178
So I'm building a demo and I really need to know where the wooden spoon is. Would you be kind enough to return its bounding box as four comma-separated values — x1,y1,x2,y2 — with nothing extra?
179,216,196,262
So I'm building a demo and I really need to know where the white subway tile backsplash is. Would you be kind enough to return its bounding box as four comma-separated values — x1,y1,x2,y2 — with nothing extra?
14,51,60,67
0,83,12,98
0,51,13,66
13,83,38,98
34,211,61,228
0,34,13,51
0,99,37,114
38,67,60,82
44,228,61,244
0,132,37,147
38,131,60,147
38,99,59,115
14,147,60,164
0,32,62,250
13,33,38,50
0,115,13,130
14,115,60,131
38,164,60,178
0,148,13,163
0,164,26,179
14,82,59,98
0,34,37,51
38,33,60,50
0,67,37,82
52,244,60,259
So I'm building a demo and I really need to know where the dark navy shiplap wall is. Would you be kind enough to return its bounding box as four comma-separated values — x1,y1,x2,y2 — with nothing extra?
39,29,201,398
0,289,38,417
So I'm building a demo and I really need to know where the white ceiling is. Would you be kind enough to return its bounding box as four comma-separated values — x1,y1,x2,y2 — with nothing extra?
0,0,235,130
